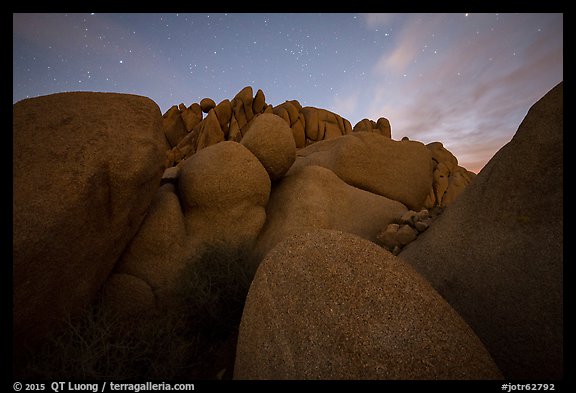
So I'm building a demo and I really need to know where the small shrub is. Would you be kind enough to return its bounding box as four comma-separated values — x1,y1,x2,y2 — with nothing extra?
175,240,260,339
19,240,261,380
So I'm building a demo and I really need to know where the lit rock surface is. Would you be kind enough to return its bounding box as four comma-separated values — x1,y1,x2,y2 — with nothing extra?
235,229,503,380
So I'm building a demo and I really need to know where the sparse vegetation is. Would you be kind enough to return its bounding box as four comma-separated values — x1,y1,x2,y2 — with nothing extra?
19,241,260,380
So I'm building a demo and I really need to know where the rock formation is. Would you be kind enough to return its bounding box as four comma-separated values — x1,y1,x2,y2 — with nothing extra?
103,141,271,314
159,85,473,213
254,165,407,258
15,82,539,380
398,82,563,379
287,132,434,210
235,229,503,379
352,117,391,138
13,92,167,360
423,142,477,208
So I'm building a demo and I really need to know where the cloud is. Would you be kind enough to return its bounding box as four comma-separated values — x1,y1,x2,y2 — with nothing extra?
362,13,562,173
361,13,398,29
331,91,360,122
371,14,447,75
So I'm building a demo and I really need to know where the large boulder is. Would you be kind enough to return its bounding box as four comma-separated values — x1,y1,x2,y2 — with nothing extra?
240,113,296,181
235,229,503,379
287,132,434,210
254,165,407,257
179,141,270,250
399,82,563,379
13,92,167,358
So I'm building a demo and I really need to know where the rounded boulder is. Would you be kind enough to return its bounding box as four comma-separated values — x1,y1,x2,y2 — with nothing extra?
240,113,296,181
235,229,503,380
179,141,270,209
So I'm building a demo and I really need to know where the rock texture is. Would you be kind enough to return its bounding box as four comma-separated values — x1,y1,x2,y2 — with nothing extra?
13,85,484,380
353,117,392,138
288,132,434,210
103,142,271,312
399,82,563,379
166,87,270,167
159,86,476,214
240,113,296,181
235,229,503,380
376,209,434,255
101,183,187,314
423,142,476,208
13,92,167,356
254,165,407,257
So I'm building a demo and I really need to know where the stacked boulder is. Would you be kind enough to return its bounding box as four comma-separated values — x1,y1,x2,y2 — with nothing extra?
13,84,490,380
161,85,473,215
165,86,271,167
163,86,358,167
286,132,434,211
102,115,297,315
352,117,391,138
376,209,434,255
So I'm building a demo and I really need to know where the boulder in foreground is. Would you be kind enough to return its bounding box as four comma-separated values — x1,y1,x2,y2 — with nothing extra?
235,229,502,379
13,92,167,359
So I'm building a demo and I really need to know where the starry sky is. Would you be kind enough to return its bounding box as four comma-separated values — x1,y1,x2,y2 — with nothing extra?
13,13,563,173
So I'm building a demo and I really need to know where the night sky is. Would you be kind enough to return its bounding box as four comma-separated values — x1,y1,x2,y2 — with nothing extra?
13,13,563,173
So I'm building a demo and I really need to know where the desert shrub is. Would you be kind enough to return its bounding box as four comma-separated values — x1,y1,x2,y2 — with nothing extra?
21,300,198,380
19,240,260,380
174,240,260,339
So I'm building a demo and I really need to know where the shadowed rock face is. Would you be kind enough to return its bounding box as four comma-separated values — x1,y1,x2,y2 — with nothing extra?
235,229,503,380
13,92,168,359
399,82,563,379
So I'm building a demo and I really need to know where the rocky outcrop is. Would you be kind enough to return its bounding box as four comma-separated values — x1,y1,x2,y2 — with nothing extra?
287,132,434,210
166,87,270,167
254,165,407,258
13,92,167,357
235,229,503,379
399,82,563,379
160,87,477,215
13,84,484,380
163,88,357,164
